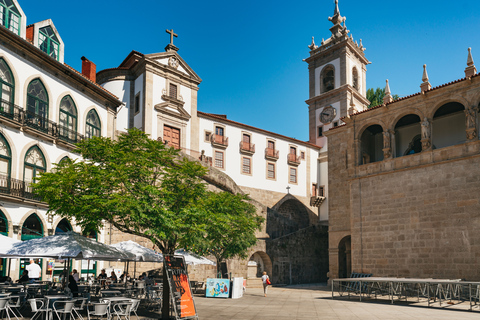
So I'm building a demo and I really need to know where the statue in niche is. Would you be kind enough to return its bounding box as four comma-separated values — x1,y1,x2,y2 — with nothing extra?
421,117,430,140
465,107,476,129
382,130,390,149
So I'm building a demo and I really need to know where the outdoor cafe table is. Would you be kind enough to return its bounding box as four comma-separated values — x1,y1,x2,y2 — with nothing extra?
44,295,69,320
101,296,133,302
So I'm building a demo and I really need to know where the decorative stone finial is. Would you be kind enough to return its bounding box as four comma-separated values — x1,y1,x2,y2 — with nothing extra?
421,64,431,93
328,0,346,37
308,36,318,50
465,47,477,78
383,79,393,104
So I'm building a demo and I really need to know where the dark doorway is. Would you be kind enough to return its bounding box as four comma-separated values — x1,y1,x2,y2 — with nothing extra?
338,236,351,278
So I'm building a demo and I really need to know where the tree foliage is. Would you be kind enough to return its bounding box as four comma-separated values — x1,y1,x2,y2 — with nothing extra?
190,191,263,275
33,128,209,255
366,87,400,108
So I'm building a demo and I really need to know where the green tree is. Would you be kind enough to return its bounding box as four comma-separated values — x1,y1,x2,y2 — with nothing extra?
366,87,400,108
33,128,210,319
191,191,263,277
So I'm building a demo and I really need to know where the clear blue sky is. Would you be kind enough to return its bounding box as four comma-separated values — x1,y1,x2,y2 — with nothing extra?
19,0,480,141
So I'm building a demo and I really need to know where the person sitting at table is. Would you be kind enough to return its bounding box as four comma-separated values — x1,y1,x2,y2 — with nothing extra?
61,271,79,297
16,270,29,283
119,272,130,283
71,269,80,283
98,269,108,288
109,271,118,283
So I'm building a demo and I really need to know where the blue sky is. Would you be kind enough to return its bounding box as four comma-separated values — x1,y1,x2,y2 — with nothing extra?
19,0,480,141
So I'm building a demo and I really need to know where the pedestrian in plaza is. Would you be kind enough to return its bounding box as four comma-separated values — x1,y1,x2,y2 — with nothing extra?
71,269,80,283
25,259,41,282
261,271,270,297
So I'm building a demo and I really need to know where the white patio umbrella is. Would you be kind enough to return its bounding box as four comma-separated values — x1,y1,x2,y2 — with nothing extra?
0,234,20,255
111,240,163,262
5,231,135,261
175,249,216,266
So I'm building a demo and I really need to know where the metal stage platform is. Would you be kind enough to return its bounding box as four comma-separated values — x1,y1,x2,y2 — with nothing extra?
332,277,480,311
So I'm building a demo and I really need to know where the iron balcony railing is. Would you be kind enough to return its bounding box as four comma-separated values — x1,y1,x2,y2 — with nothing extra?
211,134,229,147
24,110,57,136
288,153,301,165
239,141,255,153
0,174,42,202
265,148,279,160
57,124,85,144
0,98,23,123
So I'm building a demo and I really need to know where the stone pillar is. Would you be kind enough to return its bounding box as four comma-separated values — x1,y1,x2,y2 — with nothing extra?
382,130,392,159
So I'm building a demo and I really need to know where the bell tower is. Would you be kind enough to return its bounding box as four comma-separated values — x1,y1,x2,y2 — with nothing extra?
305,0,370,147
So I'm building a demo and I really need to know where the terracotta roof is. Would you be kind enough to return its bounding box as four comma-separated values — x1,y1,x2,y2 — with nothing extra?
198,111,321,149
63,64,119,99
344,72,480,119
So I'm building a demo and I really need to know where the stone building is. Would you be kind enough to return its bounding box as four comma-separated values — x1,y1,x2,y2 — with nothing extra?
324,32,480,281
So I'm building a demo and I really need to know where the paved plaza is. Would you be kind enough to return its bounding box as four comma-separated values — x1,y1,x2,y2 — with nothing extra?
192,284,480,319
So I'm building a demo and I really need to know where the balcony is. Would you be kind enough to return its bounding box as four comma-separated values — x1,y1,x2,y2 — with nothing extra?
0,174,43,203
310,196,326,207
288,153,301,166
0,99,23,128
239,141,255,155
211,134,228,148
24,110,57,141
265,148,279,161
57,124,85,147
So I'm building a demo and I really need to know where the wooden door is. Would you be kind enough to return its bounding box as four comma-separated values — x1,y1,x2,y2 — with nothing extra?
163,125,180,149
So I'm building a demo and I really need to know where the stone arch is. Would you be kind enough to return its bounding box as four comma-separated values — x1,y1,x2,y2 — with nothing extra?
23,75,54,120
355,120,387,141
394,114,422,157
387,108,424,130
320,64,335,93
359,124,384,164
52,217,73,234
431,101,466,149
267,195,311,239
18,142,51,179
0,54,20,105
248,251,272,279
338,235,351,278
0,206,13,235
428,97,469,120
19,211,45,240
55,92,79,123
0,130,18,179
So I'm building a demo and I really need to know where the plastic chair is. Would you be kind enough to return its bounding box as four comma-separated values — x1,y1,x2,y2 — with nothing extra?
133,282,145,299
129,299,140,319
87,303,110,320
7,294,25,319
53,300,75,320
73,298,87,320
0,298,12,320
28,298,48,320
112,302,132,320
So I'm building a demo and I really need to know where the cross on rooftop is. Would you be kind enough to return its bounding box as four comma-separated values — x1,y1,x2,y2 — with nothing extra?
166,29,178,46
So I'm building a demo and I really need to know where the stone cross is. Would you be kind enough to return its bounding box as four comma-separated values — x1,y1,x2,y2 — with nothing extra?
286,186,291,194
166,29,178,45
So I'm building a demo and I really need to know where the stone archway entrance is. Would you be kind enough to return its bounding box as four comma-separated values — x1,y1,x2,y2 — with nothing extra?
247,251,272,287
338,236,351,278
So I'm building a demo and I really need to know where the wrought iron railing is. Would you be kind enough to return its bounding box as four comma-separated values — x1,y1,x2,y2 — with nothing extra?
239,141,255,153
57,124,85,144
288,153,300,164
24,110,56,136
0,174,42,201
265,148,279,159
0,98,23,123
211,134,228,147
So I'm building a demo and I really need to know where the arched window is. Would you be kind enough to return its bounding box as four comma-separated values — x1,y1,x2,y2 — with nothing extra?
432,102,466,149
39,26,60,60
21,213,43,240
55,218,72,234
360,125,383,164
321,65,335,93
0,0,21,35
0,210,7,236
58,95,77,142
0,58,14,109
86,109,101,138
394,114,421,157
26,79,48,130
0,133,11,181
352,67,359,90
24,146,46,198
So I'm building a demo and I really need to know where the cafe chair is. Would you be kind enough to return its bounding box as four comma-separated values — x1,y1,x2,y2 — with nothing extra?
53,300,75,320
0,297,13,320
87,303,110,320
28,299,48,320
129,300,140,319
112,302,132,320
72,298,88,320
7,294,25,319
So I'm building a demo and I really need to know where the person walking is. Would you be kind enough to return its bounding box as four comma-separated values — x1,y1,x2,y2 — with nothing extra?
261,271,270,297
25,259,41,282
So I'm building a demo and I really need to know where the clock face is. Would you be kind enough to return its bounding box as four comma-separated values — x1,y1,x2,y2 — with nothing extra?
320,106,337,124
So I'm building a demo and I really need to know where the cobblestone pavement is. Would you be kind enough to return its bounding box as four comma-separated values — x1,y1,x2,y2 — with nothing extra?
193,284,480,319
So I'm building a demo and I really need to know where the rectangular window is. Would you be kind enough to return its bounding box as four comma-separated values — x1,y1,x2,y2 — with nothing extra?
267,163,275,179
242,157,251,174
290,146,296,155
318,126,323,137
215,126,224,136
319,186,325,197
204,131,212,142
169,83,177,99
289,167,297,183
312,183,317,196
134,94,140,114
333,121,338,127
300,151,305,160
214,151,224,169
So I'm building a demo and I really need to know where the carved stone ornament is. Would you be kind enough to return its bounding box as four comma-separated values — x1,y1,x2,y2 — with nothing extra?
421,138,431,151
382,147,391,159
168,56,179,69
466,128,477,140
